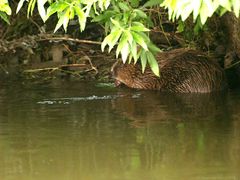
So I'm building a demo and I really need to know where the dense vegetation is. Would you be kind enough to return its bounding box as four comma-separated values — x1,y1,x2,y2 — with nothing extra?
0,0,239,76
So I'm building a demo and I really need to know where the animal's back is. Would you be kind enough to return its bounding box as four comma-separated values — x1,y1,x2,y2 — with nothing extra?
158,52,227,93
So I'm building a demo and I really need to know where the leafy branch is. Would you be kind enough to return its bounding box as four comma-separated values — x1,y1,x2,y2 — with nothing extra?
0,0,11,24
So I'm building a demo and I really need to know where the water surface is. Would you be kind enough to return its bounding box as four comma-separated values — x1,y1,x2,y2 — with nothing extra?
0,79,239,180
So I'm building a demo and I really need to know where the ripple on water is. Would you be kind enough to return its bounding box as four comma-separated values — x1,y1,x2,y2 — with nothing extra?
37,94,141,105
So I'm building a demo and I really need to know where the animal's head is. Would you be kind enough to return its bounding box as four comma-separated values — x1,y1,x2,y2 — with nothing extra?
111,60,160,90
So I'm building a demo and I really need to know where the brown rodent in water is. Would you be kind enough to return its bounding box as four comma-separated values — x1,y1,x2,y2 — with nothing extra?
111,49,228,93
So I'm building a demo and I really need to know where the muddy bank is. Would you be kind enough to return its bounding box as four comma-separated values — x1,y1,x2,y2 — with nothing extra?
0,34,116,82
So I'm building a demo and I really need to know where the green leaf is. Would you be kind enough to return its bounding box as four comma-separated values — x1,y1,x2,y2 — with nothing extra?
101,37,109,52
131,41,138,63
133,9,148,19
98,0,104,11
193,19,203,34
143,0,163,7
177,20,185,33
27,0,37,18
37,0,47,21
63,8,70,32
104,0,111,9
130,0,140,8
146,51,159,76
199,0,213,24
130,25,149,32
54,10,68,32
0,11,10,24
46,2,68,19
16,0,26,13
116,31,129,58
130,22,149,32
93,10,116,22
1,4,12,15
232,0,240,17
140,50,147,73
123,11,131,24
137,31,151,43
218,7,228,16
161,0,176,20
219,0,231,11
74,6,87,31
110,18,122,29
101,27,122,52
118,2,130,11
126,30,133,45
69,7,75,19
121,42,129,63
180,3,194,21
131,31,149,51
148,42,161,54
193,0,201,20
108,28,123,52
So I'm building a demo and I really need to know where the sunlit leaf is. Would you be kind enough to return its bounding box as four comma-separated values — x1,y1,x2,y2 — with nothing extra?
143,0,163,7
110,18,122,29
125,30,133,45
63,8,70,32
232,0,240,17
218,7,228,16
130,22,150,32
104,0,111,9
200,1,211,24
101,27,121,52
27,0,37,18
148,42,161,54
0,11,10,24
219,0,231,11
118,2,130,11
46,2,68,19
1,4,12,15
133,9,148,19
131,41,138,63
140,50,147,73
181,3,194,21
121,42,129,63
116,32,128,58
37,0,48,21
54,11,67,32
74,6,86,31
130,0,140,7
16,0,26,13
193,0,201,20
93,10,116,22
108,28,123,52
132,31,148,51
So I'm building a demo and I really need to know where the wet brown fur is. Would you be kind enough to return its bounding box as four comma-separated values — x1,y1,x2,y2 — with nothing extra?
111,49,228,93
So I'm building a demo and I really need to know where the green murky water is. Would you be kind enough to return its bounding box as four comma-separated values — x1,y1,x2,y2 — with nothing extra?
0,79,239,180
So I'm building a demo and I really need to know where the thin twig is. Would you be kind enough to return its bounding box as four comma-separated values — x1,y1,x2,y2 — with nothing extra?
38,36,102,45
225,60,240,69
23,63,95,73
0,64,9,74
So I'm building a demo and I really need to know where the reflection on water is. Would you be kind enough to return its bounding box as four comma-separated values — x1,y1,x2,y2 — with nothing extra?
0,79,239,180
